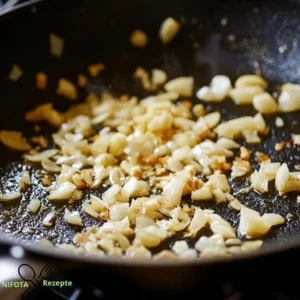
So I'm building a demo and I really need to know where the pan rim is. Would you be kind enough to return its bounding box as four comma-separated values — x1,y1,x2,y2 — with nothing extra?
0,0,44,17
1,232,300,267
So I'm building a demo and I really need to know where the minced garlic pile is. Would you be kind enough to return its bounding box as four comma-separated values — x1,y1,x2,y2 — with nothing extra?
1,17,300,260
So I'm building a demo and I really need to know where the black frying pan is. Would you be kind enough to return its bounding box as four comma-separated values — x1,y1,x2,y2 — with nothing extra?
1,0,300,297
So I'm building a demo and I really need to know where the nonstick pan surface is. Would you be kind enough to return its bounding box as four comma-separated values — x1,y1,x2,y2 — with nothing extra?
0,0,300,268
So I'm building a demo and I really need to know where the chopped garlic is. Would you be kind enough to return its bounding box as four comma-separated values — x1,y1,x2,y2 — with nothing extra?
278,84,300,112
83,203,99,219
123,178,150,198
151,69,167,85
191,187,213,201
134,226,167,248
48,182,77,201
192,104,205,117
42,159,61,173
179,249,197,259
253,93,278,114
49,33,64,57
275,117,284,127
163,169,190,207
209,214,236,239
28,199,41,213
241,240,263,253
43,211,56,227
217,138,240,149
231,159,251,178
185,208,207,238
159,17,181,44
153,250,177,260
259,162,280,181
164,77,194,97
172,241,189,254
235,75,268,89
0,131,31,151
292,134,300,145
225,238,242,246
202,112,221,129
207,174,230,193
275,163,290,193
0,192,21,202
57,78,77,100
251,171,268,193
109,133,127,157
109,203,129,221
195,234,225,252
102,184,129,205
229,86,264,105
8,67,298,259
8,64,23,82
24,149,57,162
25,103,63,127
239,206,284,239
126,245,152,259
64,208,83,226
215,116,255,139
262,213,285,227
134,67,152,91
197,75,232,102
228,198,241,211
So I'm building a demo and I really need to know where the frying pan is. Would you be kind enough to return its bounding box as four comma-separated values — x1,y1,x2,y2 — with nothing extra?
1,0,300,298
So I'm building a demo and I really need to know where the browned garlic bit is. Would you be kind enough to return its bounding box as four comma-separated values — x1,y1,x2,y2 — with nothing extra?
78,74,88,87
43,211,56,227
130,29,148,48
88,63,105,78
275,142,286,151
36,72,47,90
